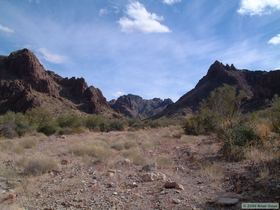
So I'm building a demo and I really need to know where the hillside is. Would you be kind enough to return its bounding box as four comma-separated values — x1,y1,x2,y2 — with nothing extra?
156,61,280,118
0,49,114,115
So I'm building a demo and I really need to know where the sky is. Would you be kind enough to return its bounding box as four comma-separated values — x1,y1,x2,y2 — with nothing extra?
0,0,280,102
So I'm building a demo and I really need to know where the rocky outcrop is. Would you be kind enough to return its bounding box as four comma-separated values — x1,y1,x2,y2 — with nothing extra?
109,94,173,119
156,60,280,118
0,49,113,115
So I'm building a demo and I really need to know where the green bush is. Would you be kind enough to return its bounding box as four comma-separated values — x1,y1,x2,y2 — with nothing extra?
26,108,52,128
57,113,82,128
84,115,105,130
37,122,58,136
271,95,280,133
108,120,125,131
220,124,261,161
0,112,32,138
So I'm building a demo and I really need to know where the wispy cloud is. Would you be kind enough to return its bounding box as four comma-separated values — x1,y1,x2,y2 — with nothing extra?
114,91,125,97
38,48,67,64
238,0,280,15
99,8,108,17
268,34,280,45
162,0,181,5
0,24,14,33
118,1,170,33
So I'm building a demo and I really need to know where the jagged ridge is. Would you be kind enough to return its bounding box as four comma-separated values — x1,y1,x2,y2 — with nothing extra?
156,60,280,118
0,49,113,115
109,94,173,119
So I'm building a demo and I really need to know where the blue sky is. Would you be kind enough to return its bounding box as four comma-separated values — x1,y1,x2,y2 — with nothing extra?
0,0,280,101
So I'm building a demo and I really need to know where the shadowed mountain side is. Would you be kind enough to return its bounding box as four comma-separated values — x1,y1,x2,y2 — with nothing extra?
0,49,114,115
109,94,173,119
155,61,280,118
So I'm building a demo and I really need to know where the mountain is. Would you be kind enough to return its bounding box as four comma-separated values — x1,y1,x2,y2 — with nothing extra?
0,48,114,115
156,60,280,118
109,94,173,119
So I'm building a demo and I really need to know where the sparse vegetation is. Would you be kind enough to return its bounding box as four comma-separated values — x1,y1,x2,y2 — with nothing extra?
183,85,280,162
21,157,58,176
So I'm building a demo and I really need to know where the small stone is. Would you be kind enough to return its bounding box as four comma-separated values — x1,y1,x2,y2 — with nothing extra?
164,181,184,190
107,182,114,188
113,192,118,195
61,159,68,165
172,198,181,204
142,173,157,182
156,172,167,181
216,197,239,206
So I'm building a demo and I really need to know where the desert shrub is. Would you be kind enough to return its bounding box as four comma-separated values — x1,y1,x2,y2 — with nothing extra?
23,157,58,176
84,115,105,130
26,108,52,128
184,114,215,135
221,124,261,161
184,85,245,136
58,127,85,135
108,120,125,131
57,113,82,128
271,96,280,133
69,143,110,163
37,121,58,136
0,112,32,138
19,138,38,149
0,123,18,138
128,119,145,130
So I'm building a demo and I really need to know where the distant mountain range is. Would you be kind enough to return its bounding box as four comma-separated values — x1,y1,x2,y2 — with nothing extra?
1,49,280,119
109,94,173,119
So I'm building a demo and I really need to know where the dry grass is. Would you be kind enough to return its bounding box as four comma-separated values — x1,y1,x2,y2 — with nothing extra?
69,141,111,163
156,154,173,168
200,162,224,182
245,147,279,163
19,156,58,176
18,138,38,149
122,148,147,166
255,121,272,140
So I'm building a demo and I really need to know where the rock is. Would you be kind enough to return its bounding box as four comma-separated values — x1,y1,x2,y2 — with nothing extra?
142,173,157,182
156,172,167,181
113,192,118,195
164,181,184,190
141,163,157,172
107,182,114,188
61,159,68,165
215,197,239,206
172,198,181,204
0,192,17,204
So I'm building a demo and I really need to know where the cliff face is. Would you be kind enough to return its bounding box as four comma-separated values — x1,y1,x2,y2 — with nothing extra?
109,94,173,119
156,61,280,117
0,49,113,115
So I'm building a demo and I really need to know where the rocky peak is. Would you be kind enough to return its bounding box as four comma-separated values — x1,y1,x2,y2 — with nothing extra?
110,94,173,119
0,48,114,115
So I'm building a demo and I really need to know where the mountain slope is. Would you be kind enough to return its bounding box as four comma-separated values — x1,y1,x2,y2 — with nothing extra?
156,61,280,118
109,94,173,119
0,48,114,115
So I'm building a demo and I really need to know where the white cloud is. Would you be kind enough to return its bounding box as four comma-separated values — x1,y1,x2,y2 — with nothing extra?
38,48,66,64
0,24,14,33
162,0,181,5
99,8,108,16
238,0,280,15
114,91,125,97
268,34,280,45
118,1,170,33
